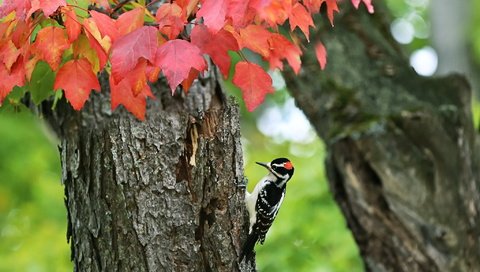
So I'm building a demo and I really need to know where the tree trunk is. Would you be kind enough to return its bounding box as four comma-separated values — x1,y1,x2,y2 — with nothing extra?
42,70,255,271
285,3,480,271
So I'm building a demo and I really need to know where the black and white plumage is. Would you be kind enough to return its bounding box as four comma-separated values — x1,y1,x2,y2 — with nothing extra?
240,158,295,261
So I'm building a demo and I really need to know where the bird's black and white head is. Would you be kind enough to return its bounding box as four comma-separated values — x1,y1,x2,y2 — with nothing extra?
256,158,294,187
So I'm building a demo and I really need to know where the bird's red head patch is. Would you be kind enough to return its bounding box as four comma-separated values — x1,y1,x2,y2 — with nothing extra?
284,161,293,170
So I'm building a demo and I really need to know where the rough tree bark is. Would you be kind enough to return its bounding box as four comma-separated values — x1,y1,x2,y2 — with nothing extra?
41,69,255,271
285,3,480,272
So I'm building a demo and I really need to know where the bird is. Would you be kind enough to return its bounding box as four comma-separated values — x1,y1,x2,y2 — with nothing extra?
240,157,295,262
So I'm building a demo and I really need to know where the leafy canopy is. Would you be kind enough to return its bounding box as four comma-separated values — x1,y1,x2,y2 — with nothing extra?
0,0,373,119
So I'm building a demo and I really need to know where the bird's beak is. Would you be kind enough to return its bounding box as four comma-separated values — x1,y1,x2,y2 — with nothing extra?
256,162,270,170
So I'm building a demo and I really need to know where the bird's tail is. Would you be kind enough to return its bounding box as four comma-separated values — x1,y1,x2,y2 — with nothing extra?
240,232,258,262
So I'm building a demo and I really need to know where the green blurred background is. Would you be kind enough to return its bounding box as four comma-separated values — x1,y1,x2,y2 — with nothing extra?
0,111,70,271
2,0,480,271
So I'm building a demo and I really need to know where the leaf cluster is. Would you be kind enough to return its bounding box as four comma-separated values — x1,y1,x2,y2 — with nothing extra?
0,0,373,119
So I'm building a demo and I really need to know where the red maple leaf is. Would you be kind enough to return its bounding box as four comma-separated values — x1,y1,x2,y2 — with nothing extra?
116,7,145,36
29,0,66,17
267,33,302,74
239,24,272,57
10,20,31,48
232,61,274,112
83,18,109,70
110,26,158,83
0,57,25,104
154,39,206,93
0,0,31,19
146,64,161,83
156,3,186,40
226,0,256,28
196,0,227,33
289,3,314,41
110,75,154,121
126,59,148,96
90,8,144,43
53,58,100,110
0,40,21,71
315,42,327,70
351,0,374,13
191,25,238,78
33,26,70,70
258,0,291,27
175,0,199,15
181,69,200,92
303,0,323,13
325,0,339,26
72,34,101,73
89,10,119,42
63,6,81,42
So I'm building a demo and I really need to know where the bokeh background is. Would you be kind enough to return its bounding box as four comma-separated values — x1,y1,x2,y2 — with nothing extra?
1,0,480,271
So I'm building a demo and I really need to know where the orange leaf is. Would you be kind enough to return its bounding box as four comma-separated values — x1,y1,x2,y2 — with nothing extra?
33,26,70,70
181,69,199,92
83,17,112,53
72,34,101,73
11,20,31,48
25,55,39,81
156,3,186,40
0,40,21,71
239,24,271,57
53,58,100,110
267,33,302,74
110,75,154,121
326,0,339,26
258,0,291,27
89,10,119,42
117,7,145,36
154,39,206,93
82,20,108,71
315,42,327,70
303,0,324,13
146,64,161,83
232,61,273,112
0,57,25,104
176,0,199,16
63,6,81,42
289,3,314,41
127,59,148,96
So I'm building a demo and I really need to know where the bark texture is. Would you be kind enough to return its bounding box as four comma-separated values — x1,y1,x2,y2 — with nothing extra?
285,4,480,271
42,71,255,271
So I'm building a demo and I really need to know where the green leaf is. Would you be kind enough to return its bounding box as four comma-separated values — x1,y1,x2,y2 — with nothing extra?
28,61,55,105
6,86,27,104
67,0,90,18
51,88,63,110
0,86,26,113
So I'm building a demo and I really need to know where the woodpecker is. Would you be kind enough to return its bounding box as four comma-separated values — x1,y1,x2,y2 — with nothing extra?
240,157,295,261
